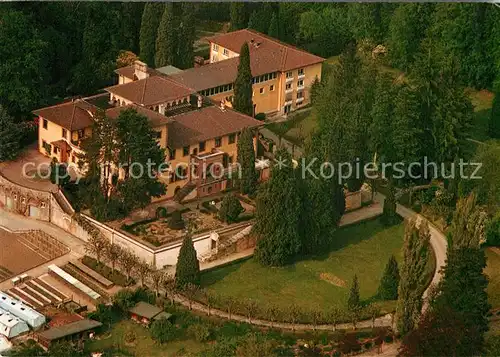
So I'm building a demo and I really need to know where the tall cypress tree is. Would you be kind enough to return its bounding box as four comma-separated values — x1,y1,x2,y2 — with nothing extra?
396,219,430,336
267,13,279,38
155,3,176,68
230,2,247,31
175,235,200,289
347,274,361,312
233,42,254,117
254,148,302,266
176,3,195,69
139,2,162,66
236,127,257,195
490,83,500,139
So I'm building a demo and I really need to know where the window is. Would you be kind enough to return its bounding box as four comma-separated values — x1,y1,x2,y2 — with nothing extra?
154,131,162,139
43,119,48,130
183,146,189,157
286,83,292,90
297,79,304,87
213,44,218,51
270,85,275,91
229,155,234,164
169,148,176,160
259,88,264,94
297,91,304,99
215,137,222,147
62,128,67,139
229,133,236,144
199,141,206,152
210,88,215,95
42,141,51,154
223,48,228,56
286,71,293,78
298,68,304,76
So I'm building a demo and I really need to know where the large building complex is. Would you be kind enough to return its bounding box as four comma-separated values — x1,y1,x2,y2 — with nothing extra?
34,29,323,200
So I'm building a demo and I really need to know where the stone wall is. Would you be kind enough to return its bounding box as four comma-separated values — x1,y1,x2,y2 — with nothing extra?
0,175,51,221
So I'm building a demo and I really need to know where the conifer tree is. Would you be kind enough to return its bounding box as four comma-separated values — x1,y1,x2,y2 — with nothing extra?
268,13,279,38
347,275,361,312
175,235,200,289
381,182,399,226
490,83,500,139
254,148,302,266
218,193,244,223
176,3,195,69
155,3,176,68
236,127,257,195
233,42,254,117
378,255,400,300
396,219,430,335
230,2,247,31
139,2,162,66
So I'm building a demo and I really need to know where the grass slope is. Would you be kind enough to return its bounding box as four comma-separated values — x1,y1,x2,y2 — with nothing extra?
202,219,405,314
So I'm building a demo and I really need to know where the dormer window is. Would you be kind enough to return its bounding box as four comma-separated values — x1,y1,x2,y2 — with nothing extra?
223,48,229,56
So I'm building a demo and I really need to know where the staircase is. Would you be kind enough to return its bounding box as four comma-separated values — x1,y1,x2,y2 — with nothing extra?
173,182,197,203
53,190,74,215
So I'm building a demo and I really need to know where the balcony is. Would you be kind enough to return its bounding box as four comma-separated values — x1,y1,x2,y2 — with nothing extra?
297,84,305,91
296,97,304,104
298,73,305,80
285,76,293,83
285,87,293,94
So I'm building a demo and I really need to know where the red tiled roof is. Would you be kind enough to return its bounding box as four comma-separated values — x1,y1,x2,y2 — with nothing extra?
33,100,97,131
169,58,239,91
167,106,262,148
106,105,173,127
105,76,193,107
205,29,324,72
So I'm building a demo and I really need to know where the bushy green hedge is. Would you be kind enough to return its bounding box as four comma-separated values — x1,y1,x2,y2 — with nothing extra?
82,256,134,286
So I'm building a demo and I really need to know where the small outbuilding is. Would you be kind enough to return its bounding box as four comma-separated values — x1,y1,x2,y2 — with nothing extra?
128,302,172,325
36,319,102,348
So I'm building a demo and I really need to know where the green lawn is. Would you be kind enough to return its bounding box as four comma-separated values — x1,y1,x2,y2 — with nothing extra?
201,219,406,320
85,320,206,357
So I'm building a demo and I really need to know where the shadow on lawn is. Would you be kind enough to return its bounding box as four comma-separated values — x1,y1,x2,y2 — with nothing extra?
304,218,389,263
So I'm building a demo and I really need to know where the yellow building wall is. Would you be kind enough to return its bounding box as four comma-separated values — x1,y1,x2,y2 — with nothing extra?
209,42,239,63
38,118,66,161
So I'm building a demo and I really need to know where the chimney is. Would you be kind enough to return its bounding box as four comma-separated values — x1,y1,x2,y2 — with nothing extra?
133,60,149,81
254,42,261,49
220,99,226,111
197,95,203,109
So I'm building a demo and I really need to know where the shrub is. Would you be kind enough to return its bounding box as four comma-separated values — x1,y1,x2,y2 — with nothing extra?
218,194,244,223
255,112,266,121
156,207,167,219
188,323,211,342
150,317,176,343
420,187,439,205
486,213,500,246
113,289,136,311
168,210,185,230
82,256,133,286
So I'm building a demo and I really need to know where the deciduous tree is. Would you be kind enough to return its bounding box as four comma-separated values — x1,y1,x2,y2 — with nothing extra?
0,106,22,161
